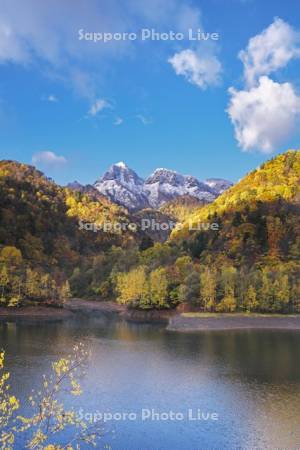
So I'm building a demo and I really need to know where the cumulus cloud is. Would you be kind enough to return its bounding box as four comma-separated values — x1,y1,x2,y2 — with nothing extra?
168,49,221,89
88,99,111,117
166,3,221,91
32,151,67,167
239,17,300,87
227,76,300,153
228,18,300,153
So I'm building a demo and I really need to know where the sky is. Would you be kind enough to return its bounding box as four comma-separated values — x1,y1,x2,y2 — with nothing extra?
1,0,300,185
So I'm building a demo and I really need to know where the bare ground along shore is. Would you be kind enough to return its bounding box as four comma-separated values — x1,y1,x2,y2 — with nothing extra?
64,298,125,314
0,306,75,321
1,301,300,330
0,299,124,321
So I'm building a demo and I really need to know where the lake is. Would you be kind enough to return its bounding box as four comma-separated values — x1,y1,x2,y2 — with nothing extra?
0,315,300,449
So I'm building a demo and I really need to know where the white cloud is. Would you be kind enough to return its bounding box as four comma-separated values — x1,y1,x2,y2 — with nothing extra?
239,17,300,87
113,117,123,126
88,99,111,117
227,76,300,153
228,18,300,153
127,0,201,30
0,0,204,100
47,94,58,102
136,114,152,125
43,94,58,102
168,49,221,89
32,151,67,167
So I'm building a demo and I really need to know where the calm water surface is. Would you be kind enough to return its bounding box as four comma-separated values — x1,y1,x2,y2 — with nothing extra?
0,315,300,450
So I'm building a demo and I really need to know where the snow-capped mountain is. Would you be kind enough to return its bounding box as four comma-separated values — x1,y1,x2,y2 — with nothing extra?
204,178,233,194
94,162,150,210
92,162,232,211
144,169,216,208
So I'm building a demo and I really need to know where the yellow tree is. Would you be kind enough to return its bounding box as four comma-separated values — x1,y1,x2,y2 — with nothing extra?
59,280,71,304
0,351,19,449
116,266,149,307
0,266,9,303
200,267,217,311
0,344,103,449
149,267,168,308
217,266,237,312
245,285,259,312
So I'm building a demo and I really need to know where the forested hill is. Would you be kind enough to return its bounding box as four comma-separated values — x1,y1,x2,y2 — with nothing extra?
167,150,300,268
0,160,135,265
0,160,139,305
173,150,300,239
112,150,300,313
1,152,300,313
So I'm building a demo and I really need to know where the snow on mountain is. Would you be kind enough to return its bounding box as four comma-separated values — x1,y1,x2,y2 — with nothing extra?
93,163,232,211
204,178,233,194
94,162,150,210
144,169,217,208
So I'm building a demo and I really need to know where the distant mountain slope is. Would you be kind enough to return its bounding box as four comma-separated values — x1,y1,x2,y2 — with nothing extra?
204,178,233,194
66,181,108,201
92,162,232,210
144,169,217,208
160,195,207,222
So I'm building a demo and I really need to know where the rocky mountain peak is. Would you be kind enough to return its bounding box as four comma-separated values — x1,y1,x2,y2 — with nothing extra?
93,162,232,211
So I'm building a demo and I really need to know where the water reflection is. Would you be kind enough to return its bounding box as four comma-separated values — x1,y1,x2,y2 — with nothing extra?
0,316,299,450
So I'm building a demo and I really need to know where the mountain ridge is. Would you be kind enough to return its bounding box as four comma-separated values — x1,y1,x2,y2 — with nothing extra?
70,162,233,211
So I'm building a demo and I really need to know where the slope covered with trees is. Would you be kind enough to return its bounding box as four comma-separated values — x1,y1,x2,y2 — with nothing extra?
1,151,300,313
0,161,138,305
112,150,300,312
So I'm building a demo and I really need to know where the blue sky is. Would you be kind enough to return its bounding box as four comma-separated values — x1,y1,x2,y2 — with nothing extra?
1,0,300,185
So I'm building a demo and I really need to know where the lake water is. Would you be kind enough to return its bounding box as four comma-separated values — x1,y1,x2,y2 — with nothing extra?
0,315,300,450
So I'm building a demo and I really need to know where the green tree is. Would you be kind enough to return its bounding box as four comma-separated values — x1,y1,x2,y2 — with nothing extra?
178,270,200,306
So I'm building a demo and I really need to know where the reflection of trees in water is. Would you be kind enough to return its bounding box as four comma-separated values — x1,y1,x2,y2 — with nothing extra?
2,319,300,385
159,329,300,383
1,318,300,449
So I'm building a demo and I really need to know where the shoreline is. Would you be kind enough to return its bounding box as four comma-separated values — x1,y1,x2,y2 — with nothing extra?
167,313,300,332
64,298,125,315
0,305,75,321
1,302,300,331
